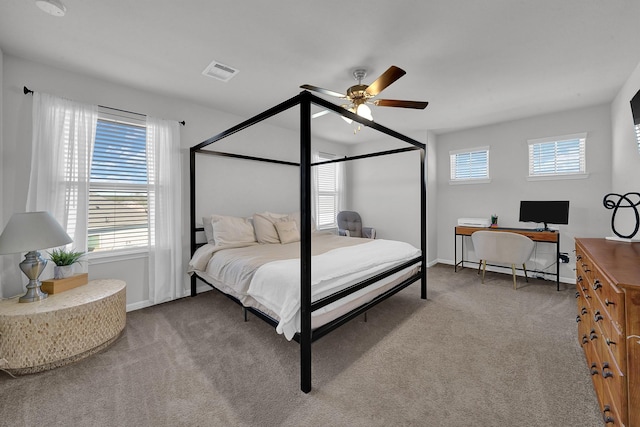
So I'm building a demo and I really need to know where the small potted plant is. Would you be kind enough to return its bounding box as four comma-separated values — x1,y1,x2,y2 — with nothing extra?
48,247,85,279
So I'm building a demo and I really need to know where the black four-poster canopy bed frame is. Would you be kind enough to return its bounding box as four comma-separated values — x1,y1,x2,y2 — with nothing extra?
189,90,427,393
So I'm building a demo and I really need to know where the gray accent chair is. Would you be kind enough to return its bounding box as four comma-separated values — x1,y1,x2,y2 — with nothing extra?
337,211,376,239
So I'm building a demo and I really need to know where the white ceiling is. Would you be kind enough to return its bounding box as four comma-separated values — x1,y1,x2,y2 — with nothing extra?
1,0,640,143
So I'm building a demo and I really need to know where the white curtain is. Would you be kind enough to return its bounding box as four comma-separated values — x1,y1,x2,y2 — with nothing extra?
26,92,97,272
146,117,183,304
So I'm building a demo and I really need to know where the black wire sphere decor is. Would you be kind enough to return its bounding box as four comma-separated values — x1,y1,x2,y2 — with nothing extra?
603,192,640,239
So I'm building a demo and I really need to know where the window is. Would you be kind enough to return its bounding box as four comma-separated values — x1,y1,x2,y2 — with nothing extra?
88,108,148,252
316,152,339,229
449,147,490,183
527,133,586,179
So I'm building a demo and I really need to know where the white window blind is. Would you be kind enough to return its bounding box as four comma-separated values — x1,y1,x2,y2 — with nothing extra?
635,123,640,154
450,147,489,182
316,153,338,228
528,133,586,177
88,108,149,252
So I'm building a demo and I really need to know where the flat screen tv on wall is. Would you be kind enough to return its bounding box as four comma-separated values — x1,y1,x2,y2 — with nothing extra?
631,89,640,151
519,200,569,231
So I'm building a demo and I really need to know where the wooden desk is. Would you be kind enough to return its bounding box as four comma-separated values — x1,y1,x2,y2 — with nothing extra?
454,226,560,290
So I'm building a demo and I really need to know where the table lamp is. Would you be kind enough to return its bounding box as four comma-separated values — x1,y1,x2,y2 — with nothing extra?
0,211,72,302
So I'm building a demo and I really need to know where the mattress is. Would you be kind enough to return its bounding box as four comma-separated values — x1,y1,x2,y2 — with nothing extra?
188,232,421,340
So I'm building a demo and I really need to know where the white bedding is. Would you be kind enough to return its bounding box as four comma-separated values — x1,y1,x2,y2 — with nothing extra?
249,239,420,339
188,232,421,340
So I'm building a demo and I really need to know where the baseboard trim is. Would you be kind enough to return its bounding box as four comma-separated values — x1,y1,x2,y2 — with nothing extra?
435,258,576,285
126,300,153,312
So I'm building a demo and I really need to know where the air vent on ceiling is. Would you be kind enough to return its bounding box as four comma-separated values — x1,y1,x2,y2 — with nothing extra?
202,60,239,82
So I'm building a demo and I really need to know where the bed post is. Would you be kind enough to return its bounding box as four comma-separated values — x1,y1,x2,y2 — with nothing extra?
190,148,198,297
300,92,313,393
420,146,427,300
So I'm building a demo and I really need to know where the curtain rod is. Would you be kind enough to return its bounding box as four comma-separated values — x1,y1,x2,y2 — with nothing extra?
23,86,185,126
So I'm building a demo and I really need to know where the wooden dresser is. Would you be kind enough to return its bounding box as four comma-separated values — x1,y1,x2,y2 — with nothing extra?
575,238,640,426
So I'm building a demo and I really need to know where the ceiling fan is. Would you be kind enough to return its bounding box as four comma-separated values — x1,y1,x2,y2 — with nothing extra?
300,65,429,123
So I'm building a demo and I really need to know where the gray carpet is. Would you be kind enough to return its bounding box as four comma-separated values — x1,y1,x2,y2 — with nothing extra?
0,264,601,426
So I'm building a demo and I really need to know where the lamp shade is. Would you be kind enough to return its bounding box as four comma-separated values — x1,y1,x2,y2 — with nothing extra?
341,106,356,125
0,211,72,255
342,104,373,125
356,104,373,121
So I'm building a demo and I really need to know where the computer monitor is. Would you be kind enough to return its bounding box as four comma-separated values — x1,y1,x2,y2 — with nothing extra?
519,200,569,231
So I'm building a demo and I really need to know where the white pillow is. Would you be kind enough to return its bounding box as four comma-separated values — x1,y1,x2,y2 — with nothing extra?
211,215,256,246
253,212,282,244
275,220,300,244
288,211,317,233
253,211,317,243
266,211,289,220
202,216,215,244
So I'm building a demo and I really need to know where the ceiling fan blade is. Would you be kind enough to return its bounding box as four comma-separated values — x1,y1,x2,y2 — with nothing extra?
365,66,406,97
311,110,331,119
300,84,346,99
373,99,429,109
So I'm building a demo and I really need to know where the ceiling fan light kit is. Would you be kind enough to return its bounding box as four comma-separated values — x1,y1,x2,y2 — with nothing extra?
356,104,373,121
341,109,354,125
300,65,428,132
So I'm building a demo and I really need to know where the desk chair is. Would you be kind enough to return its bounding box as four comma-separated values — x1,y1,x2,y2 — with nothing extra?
337,211,376,239
471,230,535,289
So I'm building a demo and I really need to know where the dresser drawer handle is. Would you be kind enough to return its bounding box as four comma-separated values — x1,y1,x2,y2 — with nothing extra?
581,307,588,315
576,315,581,323
602,364,614,379
606,338,616,346
593,280,602,290
590,362,599,376
604,298,615,307
575,291,580,299
594,311,604,322
590,330,598,341
582,335,589,344
576,254,582,261
603,405,615,424
577,275,583,283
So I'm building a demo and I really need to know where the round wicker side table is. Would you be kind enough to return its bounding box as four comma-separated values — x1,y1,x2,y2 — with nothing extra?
0,279,126,375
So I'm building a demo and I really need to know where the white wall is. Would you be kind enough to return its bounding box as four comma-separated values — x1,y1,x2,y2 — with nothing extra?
0,54,346,309
610,61,640,237
435,104,612,283
426,131,438,264
193,126,349,221
347,131,429,252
